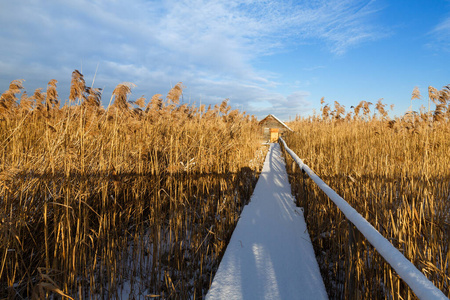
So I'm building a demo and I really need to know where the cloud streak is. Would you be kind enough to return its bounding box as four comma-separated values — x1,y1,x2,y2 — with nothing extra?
429,15,450,51
0,0,385,120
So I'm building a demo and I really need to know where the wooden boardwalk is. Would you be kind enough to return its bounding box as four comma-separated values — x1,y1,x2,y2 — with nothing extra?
206,143,327,300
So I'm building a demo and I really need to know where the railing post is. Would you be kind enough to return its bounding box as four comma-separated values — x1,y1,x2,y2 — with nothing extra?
346,220,358,300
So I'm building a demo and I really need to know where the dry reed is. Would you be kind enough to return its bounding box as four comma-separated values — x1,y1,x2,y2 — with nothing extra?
283,87,449,299
0,71,265,299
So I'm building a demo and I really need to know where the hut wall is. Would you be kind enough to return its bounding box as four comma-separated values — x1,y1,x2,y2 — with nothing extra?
259,117,288,142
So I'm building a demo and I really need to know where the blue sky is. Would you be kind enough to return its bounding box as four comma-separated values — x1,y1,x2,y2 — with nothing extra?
1,0,449,120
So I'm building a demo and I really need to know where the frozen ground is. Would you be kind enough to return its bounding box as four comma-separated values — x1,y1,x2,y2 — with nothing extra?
206,143,328,300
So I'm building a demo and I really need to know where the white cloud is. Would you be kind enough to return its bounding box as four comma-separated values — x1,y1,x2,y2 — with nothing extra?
435,17,450,33
0,0,385,118
430,15,450,50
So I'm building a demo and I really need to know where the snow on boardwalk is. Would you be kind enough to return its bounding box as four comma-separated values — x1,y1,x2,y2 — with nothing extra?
206,143,328,300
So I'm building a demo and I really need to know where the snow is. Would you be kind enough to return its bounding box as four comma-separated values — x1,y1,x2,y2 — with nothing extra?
279,138,448,300
267,114,293,132
206,143,328,300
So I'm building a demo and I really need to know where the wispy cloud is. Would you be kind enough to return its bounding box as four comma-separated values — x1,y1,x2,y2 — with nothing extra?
0,0,385,119
435,18,450,33
302,66,326,72
264,0,387,55
429,15,450,51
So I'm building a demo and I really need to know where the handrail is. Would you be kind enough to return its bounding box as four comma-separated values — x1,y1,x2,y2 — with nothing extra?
279,137,447,300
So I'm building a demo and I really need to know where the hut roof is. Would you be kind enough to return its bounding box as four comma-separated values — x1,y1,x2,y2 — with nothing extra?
259,114,293,131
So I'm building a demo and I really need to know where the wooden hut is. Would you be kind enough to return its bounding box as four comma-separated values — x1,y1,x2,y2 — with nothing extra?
259,114,293,142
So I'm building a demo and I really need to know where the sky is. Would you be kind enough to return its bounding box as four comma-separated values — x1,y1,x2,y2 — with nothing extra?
0,0,449,121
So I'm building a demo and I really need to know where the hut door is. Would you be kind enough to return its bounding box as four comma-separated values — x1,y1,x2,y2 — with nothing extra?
270,128,279,142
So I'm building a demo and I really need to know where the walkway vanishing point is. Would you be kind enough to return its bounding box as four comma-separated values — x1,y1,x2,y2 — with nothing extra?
206,143,328,300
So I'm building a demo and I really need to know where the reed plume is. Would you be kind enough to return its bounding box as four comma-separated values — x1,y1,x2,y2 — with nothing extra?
112,82,135,110
167,82,183,104
69,70,86,103
0,79,24,117
45,79,59,110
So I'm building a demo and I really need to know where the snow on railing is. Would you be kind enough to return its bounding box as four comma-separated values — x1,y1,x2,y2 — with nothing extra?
279,137,447,300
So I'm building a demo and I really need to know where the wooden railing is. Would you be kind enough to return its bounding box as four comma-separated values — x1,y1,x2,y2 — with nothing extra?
279,137,447,300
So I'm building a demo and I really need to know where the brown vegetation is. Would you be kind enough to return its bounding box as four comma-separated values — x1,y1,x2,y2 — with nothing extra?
283,85,450,299
0,71,264,299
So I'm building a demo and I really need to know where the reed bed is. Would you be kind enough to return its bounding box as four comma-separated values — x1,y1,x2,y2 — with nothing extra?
283,88,450,299
0,71,265,299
